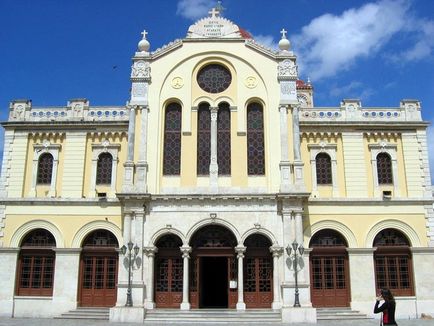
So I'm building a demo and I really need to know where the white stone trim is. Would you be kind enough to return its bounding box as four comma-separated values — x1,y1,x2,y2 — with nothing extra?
149,227,186,246
71,221,122,248
306,220,358,248
10,220,64,248
186,217,241,244
369,142,400,197
241,227,278,245
365,219,421,247
89,141,121,197
30,141,61,197
308,143,338,197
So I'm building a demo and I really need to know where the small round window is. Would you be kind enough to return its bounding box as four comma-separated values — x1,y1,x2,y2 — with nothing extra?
197,64,232,93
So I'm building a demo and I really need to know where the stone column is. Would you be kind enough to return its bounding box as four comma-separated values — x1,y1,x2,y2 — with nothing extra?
294,211,303,245
235,246,246,310
144,246,158,309
270,246,283,309
136,106,149,193
209,107,218,189
180,246,192,310
122,106,136,192
0,248,19,317
123,212,132,245
292,105,305,189
279,105,292,192
331,157,339,197
49,157,59,197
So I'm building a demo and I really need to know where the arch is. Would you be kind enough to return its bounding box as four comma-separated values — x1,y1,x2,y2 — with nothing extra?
245,97,267,109
306,220,358,248
96,152,113,185
365,219,421,247
215,96,235,107
186,218,241,245
149,227,186,246
37,152,54,184
192,96,214,107
10,220,64,248
161,98,184,112
82,229,119,248
241,227,278,246
72,221,122,248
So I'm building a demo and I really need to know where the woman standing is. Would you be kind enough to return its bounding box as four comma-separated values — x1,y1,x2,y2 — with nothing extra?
374,288,398,325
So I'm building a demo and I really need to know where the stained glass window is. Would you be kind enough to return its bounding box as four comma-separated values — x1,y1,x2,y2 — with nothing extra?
82,230,119,248
218,103,231,175
163,103,182,175
96,153,113,185
197,64,232,93
309,229,348,247
197,103,211,175
37,153,53,184
377,153,393,184
247,103,265,175
316,153,332,185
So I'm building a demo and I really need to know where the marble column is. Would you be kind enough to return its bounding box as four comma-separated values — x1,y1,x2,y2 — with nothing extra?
235,246,246,310
122,106,136,192
292,105,305,188
180,246,192,310
209,107,218,189
279,105,292,192
294,211,303,246
144,246,158,309
270,246,283,309
136,106,149,192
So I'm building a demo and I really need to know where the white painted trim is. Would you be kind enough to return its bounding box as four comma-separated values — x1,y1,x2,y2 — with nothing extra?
369,142,399,197
241,227,278,245
186,217,241,244
364,219,421,247
149,227,186,246
71,221,122,248
31,142,61,197
10,220,64,248
308,143,338,197
90,141,120,197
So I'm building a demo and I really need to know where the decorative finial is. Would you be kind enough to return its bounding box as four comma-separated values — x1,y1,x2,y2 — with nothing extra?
138,30,150,52
208,7,220,18
307,77,311,85
278,28,290,51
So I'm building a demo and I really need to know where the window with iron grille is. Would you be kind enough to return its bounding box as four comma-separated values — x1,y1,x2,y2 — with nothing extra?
316,153,332,185
17,229,56,296
377,152,393,184
197,64,232,94
217,103,231,175
37,153,53,185
247,103,265,175
96,153,113,185
373,228,414,296
197,103,211,175
163,103,182,175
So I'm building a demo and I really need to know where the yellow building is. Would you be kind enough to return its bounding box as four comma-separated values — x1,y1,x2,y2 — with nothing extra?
1,7,433,324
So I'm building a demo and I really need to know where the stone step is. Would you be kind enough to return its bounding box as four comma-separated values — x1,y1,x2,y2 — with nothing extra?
55,307,109,320
316,307,371,320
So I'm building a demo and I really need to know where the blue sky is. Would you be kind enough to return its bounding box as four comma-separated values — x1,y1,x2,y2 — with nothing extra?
1,0,434,180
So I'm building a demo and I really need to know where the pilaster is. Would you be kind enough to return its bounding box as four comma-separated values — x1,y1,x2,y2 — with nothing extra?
209,106,218,189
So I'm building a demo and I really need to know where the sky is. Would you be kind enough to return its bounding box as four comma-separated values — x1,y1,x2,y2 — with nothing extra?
1,0,434,181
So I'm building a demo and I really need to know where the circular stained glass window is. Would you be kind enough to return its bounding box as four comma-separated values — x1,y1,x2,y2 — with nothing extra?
197,64,232,93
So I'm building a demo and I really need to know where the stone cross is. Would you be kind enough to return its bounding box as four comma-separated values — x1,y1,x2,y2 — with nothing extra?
280,28,287,39
141,30,148,39
208,7,220,18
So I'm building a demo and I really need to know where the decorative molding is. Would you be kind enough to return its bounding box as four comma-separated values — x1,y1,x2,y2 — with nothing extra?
10,220,64,248
365,219,421,248
306,220,358,248
71,220,122,248
308,143,339,197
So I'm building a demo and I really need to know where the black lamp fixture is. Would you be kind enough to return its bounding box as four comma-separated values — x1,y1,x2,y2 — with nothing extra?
286,240,304,307
120,241,140,307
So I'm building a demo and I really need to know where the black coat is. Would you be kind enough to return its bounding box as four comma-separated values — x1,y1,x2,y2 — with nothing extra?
374,300,397,325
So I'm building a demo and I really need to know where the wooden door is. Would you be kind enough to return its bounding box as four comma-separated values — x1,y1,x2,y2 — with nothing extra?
243,255,273,308
79,253,118,307
310,253,350,307
155,256,183,308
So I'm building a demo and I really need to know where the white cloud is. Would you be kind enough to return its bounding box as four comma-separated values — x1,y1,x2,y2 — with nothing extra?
176,0,215,20
329,81,375,100
291,0,410,80
394,20,434,62
253,34,278,50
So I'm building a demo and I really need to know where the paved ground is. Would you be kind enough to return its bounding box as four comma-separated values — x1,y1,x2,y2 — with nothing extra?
1,318,434,326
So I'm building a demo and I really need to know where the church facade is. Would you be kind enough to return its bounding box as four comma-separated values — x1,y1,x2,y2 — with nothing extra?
1,7,434,323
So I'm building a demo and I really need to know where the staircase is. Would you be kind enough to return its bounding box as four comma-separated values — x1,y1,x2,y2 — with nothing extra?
144,309,282,324
55,307,109,320
316,307,371,320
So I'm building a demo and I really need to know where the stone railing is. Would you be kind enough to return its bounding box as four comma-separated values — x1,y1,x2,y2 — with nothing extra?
8,99,129,123
299,99,422,123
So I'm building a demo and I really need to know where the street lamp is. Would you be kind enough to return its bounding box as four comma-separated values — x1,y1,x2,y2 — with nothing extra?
286,241,305,307
120,241,140,307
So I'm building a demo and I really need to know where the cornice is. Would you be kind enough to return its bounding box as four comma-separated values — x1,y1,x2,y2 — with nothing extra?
308,198,433,205
0,197,120,206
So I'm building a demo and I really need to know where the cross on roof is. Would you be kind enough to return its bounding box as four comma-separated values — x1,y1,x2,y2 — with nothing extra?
208,7,220,18
141,30,148,39
280,28,287,39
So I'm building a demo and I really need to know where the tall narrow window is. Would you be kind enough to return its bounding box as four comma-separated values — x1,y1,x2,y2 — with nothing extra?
247,103,265,175
197,103,211,175
377,153,393,184
16,229,56,296
217,102,231,175
316,153,332,185
96,153,113,185
37,153,54,185
373,228,414,296
163,103,182,175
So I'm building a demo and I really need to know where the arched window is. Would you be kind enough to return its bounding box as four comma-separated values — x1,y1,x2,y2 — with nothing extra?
96,153,113,185
247,103,265,175
316,153,332,185
163,103,182,175
373,228,414,296
217,102,231,175
37,153,54,184
377,153,393,184
16,229,56,296
197,103,211,175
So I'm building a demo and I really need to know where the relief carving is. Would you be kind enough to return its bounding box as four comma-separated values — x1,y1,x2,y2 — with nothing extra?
278,59,297,78
131,60,151,78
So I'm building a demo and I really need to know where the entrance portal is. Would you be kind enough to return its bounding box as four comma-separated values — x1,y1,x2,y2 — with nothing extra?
200,257,228,308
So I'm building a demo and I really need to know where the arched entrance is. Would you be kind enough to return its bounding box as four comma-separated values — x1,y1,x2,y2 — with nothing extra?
78,229,119,307
189,225,237,309
154,234,183,308
243,234,273,308
309,229,350,307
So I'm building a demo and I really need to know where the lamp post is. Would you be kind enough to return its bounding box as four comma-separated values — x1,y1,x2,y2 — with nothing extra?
286,241,305,307
120,241,140,307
